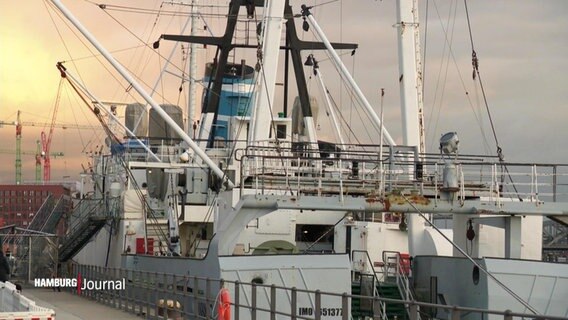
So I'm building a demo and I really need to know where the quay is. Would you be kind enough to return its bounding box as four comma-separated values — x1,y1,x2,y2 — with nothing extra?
21,287,141,320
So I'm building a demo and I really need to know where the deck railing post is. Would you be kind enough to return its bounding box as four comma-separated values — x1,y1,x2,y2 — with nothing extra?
270,284,276,320
450,306,460,320
235,280,240,320
262,157,265,195
108,266,113,306
206,277,212,319
164,272,170,318
193,277,199,318
409,303,418,320
342,293,349,320
372,296,382,320
297,157,301,196
181,275,190,319
315,290,322,320
252,283,257,320
503,309,513,320
339,158,344,202
145,272,151,319
118,268,124,311
156,272,161,317
291,287,297,320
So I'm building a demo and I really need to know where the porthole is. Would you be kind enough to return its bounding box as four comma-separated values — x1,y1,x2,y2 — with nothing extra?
472,266,480,285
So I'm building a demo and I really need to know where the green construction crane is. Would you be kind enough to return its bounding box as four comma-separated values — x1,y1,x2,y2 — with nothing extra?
0,142,64,184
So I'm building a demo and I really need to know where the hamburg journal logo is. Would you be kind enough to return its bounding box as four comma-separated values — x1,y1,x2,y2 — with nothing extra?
34,273,126,294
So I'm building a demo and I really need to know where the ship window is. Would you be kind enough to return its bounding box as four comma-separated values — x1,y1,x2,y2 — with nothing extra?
295,224,334,243
276,124,287,139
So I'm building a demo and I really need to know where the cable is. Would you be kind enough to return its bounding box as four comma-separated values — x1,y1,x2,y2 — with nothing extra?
463,0,523,201
464,0,500,158
400,193,539,315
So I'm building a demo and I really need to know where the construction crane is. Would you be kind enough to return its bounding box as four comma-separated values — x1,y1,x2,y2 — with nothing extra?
0,120,100,131
15,111,22,185
0,141,64,183
0,110,99,184
41,80,63,182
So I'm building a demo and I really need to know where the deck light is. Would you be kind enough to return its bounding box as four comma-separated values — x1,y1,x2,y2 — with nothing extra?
439,132,459,154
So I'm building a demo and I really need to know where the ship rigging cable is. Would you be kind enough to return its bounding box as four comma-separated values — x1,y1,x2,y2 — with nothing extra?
424,1,492,155
44,0,153,106
463,0,500,159
92,0,228,110
400,193,540,315
47,0,214,112
463,0,523,201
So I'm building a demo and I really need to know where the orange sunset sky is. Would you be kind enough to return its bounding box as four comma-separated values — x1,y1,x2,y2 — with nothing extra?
1,0,568,186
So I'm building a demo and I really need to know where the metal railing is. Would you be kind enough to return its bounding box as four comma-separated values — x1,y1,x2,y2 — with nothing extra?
383,251,421,320
351,250,387,320
236,142,568,204
65,263,567,320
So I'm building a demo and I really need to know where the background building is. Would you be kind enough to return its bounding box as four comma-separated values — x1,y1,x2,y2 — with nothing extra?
0,184,71,234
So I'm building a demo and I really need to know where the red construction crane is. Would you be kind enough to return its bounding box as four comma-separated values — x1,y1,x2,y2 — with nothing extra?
41,79,63,182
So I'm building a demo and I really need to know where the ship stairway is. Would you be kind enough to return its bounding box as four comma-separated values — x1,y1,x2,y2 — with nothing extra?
37,195,70,234
383,251,422,320
377,282,407,319
351,250,423,320
58,198,111,262
351,250,388,320
58,215,108,262
351,272,410,320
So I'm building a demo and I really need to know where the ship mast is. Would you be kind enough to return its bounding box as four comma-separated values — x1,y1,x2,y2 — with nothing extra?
188,0,198,135
397,0,425,152
397,0,426,256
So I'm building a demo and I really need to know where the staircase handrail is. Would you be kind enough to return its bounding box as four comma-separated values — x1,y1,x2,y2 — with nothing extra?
27,194,54,232
39,195,68,233
2,194,56,247
65,198,105,241
383,250,421,320
351,249,387,320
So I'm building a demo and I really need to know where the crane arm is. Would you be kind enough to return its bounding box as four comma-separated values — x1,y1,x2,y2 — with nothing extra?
41,78,64,181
